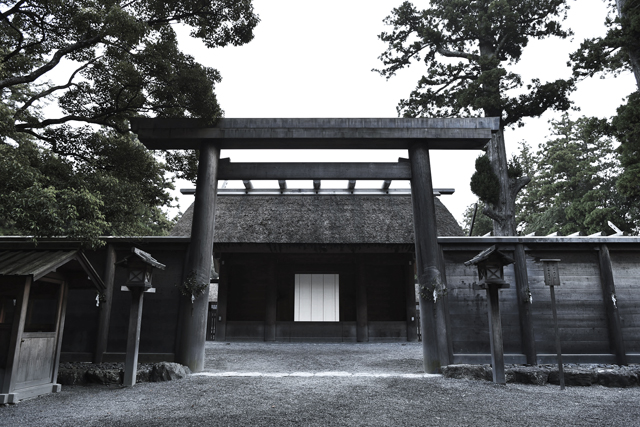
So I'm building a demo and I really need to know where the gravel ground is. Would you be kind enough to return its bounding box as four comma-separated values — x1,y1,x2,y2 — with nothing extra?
2,342,640,426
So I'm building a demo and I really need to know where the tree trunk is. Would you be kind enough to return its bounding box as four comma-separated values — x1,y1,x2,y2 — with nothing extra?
617,0,640,88
485,129,517,236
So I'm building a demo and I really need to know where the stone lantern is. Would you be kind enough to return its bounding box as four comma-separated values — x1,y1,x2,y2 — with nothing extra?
465,245,514,384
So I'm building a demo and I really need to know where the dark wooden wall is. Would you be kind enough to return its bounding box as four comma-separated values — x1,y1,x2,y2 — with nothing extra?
611,251,640,353
27,236,638,363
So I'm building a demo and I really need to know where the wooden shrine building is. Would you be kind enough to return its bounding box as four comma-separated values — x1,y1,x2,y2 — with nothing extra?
171,191,463,342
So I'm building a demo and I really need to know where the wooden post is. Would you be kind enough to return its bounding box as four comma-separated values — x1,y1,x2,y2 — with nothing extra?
215,259,228,342
176,143,220,372
52,282,68,387
1,277,30,395
94,244,116,364
356,261,369,342
404,260,418,342
437,249,453,364
549,285,565,390
513,244,537,365
123,288,144,387
264,259,277,342
409,142,445,373
486,284,506,384
598,244,627,365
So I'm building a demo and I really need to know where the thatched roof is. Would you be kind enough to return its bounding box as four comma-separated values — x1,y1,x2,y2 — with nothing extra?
171,194,463,244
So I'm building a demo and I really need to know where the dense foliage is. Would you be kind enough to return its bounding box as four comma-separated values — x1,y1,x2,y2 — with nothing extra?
376,0,574,235
570,0,640,202
516,115,638,236
0,0,259,245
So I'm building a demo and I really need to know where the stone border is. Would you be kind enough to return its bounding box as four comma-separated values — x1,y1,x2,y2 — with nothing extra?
442,364,640,387
57,362,190,386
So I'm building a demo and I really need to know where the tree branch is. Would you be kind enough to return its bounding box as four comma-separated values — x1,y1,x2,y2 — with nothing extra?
0,0,29,20
482,205,506,224
436,47,474,59
511,175,531,199
14,57,101,117
0,34,103,89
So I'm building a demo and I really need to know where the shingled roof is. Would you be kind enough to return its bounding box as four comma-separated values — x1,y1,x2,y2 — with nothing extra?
171,194,463,244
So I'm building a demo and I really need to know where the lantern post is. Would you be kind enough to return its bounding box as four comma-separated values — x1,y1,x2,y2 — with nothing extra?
115,248,166,386
465,246,514,384
541,258,565,390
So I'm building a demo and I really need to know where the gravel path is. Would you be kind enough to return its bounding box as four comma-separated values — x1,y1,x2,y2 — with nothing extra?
2,342,640,426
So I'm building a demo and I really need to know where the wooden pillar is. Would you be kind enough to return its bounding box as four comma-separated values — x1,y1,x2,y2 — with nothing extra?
264,258,277,342
356,261,369,342
486,284,506,384
404,260,418,342
409,142,446,373
1,277,30,396
216,259,228,342
94,244,116,364
437,248,453,364
513,244,537,365
598,244,627,365
123,288,144,386
52,282,68,387
176,143,220,372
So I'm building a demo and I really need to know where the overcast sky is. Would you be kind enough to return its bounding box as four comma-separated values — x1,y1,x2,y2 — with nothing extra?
173,0,637,225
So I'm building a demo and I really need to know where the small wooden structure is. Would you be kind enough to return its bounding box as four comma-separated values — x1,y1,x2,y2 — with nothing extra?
115,248,165,386
465,245,514,384
0,250,104,403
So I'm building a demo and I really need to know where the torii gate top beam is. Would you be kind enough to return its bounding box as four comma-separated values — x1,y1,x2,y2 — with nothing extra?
131,117,499,150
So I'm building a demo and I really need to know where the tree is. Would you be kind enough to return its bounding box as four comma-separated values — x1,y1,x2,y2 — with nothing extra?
570,0,640,201
516,115,638,235
376,0,575,235
570,0,640,86
0,1,259,244
461,201,494,236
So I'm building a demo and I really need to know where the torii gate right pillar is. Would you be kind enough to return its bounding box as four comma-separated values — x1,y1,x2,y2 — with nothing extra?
409,142,450,373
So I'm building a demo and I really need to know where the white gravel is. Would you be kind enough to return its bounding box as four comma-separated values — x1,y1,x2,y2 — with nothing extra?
2,342,639,426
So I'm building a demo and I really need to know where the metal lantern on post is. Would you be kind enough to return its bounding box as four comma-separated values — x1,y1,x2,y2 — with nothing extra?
465,245,514,384
541,258,565,390
115,247,166,386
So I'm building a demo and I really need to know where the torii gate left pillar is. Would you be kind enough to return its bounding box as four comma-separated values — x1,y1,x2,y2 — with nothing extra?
176,143,219,372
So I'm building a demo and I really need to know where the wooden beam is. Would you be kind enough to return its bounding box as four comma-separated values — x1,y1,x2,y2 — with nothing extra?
217,162,411,180
409,142,445,373
382,180,392,190
313,180,321,190
175,142,219,372
356,261,369,342
278,180,286,190
242,180,253,190
264,259,277,342
215,259,228,342
94,244,116,364
598,244,627,365
131,117,499,150
405,260,418,342
348,180,356,190
486,284,506,384
513,244,537,365
123,288,144,386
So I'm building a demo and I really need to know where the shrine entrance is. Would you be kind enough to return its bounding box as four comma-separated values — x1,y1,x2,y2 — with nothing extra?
131,117,499,373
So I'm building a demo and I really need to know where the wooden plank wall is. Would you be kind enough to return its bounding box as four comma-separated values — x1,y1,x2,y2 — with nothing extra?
611,251,640,353
526,251,609,354
442,243,640,360
444,251,521,354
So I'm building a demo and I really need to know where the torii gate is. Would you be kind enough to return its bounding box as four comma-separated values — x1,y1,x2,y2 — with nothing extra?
131,117,499,373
